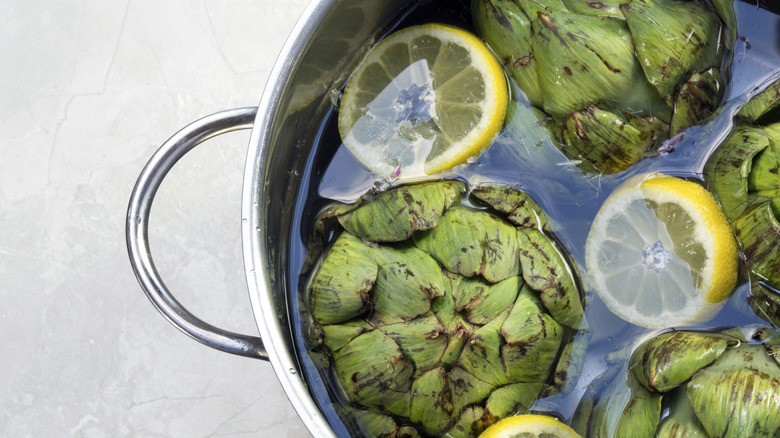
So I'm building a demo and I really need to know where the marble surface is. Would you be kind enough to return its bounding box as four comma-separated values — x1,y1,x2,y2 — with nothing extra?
1,1,313,436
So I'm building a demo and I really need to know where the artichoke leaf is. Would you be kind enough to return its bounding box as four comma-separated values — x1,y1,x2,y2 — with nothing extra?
379,313,448,375
587,369,662,438
620,0,723,104
656,386,709,438
410,367,452,436
704,125,772,221
466,276,522,325
321,319,372,352
501,284,564,383
414,206,522,283
472,0,543,107
747,282,780,328
737,77,780,123
369,244,446,325
397,426,422,437
310,232,377,324
449,365,496,416
445,406,488,438
517,227,584,328
670,68,724,136
629,330,733,393
531,9,668,121
333,330,414,417
559,106,668,174
456,308,511,387
747,125,780,217
471,184,551,232
342,408,399,438
546,321,590,396
733,201,780,290
484,382,545,419
687,344,780,438
561,0,624,18
337,180,465,242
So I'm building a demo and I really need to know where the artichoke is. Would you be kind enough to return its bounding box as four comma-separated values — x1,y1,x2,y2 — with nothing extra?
472,0,732,174
704,77,780,326
303,180,585,437
572,328,780,437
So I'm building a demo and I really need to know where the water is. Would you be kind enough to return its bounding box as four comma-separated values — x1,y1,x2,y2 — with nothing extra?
287,1,780,436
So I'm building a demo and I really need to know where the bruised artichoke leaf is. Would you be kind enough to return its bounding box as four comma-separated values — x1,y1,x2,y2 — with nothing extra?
656,386,709,438
560,106,667,175
517,227,584,328
501,284,564,383
562,0,624,18
414,206,522,283
687,344,780,438
670,68,724,136
333,330,414,417
484,382,545,419
704,125,772,221
588,370,662,438
432,271,461,333
337,180,465,243
470,185,551,232
379,313,448,375
409,367,452,436
457,308,511,387
629,330,733,393
369,244,446,325
733,201,780,289
321,319,372,352
737,77,780,123
620,0,722,104
310,232,377,324
471,0,542,107
531,9,668,121
466,276,522,325
445,406,488,438
449,365,495,416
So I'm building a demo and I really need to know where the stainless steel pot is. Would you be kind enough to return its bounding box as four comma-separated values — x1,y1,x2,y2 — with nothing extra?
126,1,418,436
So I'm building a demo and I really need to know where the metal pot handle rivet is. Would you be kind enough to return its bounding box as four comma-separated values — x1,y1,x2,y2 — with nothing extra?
126,107,268,360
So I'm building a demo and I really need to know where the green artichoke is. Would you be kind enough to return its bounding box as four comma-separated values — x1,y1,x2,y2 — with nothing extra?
704,77,780,326
304,180,585,437
572,328,780,437
472,0,732,174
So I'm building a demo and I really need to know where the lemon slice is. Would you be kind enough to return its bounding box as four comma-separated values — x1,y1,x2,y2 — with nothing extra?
338,23,508,180
585,173,739,329
478,414,582,438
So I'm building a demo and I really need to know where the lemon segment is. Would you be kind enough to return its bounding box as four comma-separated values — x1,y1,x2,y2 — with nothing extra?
338,23,508,180
478,414,582,438
585,173,739,329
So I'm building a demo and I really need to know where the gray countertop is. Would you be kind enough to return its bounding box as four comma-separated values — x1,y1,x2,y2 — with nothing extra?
1,1,312,436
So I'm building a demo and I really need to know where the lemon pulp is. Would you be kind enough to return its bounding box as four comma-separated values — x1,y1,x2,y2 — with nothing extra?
585,174,738,329
478,414,582,438
338,23,508,180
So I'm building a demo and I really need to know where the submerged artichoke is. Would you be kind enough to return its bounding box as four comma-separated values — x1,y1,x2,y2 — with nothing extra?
472,0,731,174
304,181,585,437
705,77,780,326
572,328,780,437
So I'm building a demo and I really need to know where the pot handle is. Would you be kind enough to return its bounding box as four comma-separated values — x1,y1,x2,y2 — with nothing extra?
126,107,268,361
